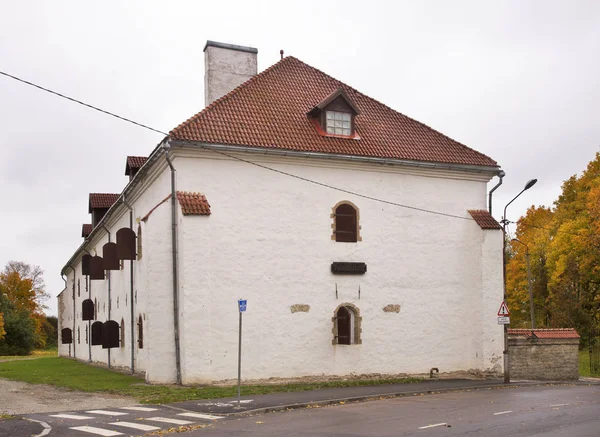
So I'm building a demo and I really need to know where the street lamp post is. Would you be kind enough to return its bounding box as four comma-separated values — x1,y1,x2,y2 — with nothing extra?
501,178,537,383
511,238,535,329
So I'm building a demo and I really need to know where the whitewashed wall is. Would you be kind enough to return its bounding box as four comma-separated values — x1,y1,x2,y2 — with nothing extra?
174,149,504,383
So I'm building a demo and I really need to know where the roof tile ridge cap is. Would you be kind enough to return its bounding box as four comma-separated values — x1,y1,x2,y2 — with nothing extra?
169,57,296,137
290,57,499,167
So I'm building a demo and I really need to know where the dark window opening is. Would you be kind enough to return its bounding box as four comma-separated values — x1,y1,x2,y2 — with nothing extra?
102,242,120,270
102,320,120,349
336,306,352,345
137,315,144,349
91,321,103,346
77,279,80,297
61,328,73,344
120,318,125,348
82,254,92,276
334,203,358,242
82,299,95,321
90,256,105,281
77,326,80,344
116,228,136,260
137,225,142,260
85,324,88,344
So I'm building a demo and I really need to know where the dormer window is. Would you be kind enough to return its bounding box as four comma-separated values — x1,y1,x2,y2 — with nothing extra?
308,88,360,139
326,111,352,136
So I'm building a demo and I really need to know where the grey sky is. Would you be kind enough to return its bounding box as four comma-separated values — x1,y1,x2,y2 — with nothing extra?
1,1,598,316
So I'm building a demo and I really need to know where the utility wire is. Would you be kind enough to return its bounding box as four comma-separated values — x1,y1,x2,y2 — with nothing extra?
1,69,477,221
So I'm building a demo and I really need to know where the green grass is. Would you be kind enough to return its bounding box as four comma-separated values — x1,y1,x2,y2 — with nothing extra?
0,348,57,361
579,350,600,378
0,357,422,404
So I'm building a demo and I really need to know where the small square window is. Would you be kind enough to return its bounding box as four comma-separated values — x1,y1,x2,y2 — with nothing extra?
325,111,352,136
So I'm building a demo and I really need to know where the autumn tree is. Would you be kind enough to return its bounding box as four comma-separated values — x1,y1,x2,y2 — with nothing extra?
506,152,600,343
0,261,49,354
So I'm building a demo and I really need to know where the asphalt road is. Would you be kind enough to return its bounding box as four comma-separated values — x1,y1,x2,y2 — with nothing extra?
190,384,600,436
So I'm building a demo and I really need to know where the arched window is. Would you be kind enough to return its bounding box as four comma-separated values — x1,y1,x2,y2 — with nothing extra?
91,321,103,346
61,328,73,344
120,318,125,348
102,320,119,349
77,326,80,344
332,202,360,242
77,279,80,297
137,315,144,349
85,324,88,344
332,304,362,345
82,299,95,321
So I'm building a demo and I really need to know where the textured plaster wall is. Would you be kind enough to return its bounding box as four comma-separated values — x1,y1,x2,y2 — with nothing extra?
175,150,504,383
204,45,257,107
57,164,175,381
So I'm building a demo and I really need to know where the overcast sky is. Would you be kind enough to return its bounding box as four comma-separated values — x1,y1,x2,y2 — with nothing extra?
1,1,598,316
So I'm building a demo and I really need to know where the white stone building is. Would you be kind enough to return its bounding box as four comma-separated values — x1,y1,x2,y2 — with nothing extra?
58,41,504,384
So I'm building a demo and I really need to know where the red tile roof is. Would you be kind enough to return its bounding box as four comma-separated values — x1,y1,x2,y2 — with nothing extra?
82,224,92,238
176,191,211,216
89,193,120,212
170,56,498,168
125,156,148,175
468,210,502,230
508,328,580,339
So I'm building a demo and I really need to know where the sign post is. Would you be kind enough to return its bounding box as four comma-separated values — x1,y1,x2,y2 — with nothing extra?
236,299,247,409
497,301,510,325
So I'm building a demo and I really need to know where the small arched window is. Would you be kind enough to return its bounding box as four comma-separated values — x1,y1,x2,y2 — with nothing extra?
332,202,360,242
77,279,80,297
91,321,103,346
77,326,80,344
137,315,144,349
332,304,362,345
120,318,125,348
85,324,88,344
61,328,73,344
137,225,142,260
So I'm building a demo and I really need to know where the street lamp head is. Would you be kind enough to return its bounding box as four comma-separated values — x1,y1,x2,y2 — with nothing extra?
524,179,537,190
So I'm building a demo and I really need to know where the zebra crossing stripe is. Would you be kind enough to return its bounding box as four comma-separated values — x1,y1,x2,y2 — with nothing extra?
69,426,123,436
145,417,193,425
177,412,224,420
85,410,129,416
49,414,94,420
109,421,161,431
119,406,159,412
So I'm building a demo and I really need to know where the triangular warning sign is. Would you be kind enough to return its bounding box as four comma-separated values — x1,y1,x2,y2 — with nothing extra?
497,301,510,316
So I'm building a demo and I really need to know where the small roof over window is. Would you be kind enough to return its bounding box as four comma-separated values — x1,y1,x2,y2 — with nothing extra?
125,156,148,178
308,88,360,139
82,224,92,238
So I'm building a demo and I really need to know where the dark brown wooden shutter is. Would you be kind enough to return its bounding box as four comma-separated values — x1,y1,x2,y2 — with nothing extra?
82,299,95,321
102,320,120,349
116,228,136,260
102,242,120,270
336,306,351,345
138,315,144,349
81,254,92,276
90,256,105,280
91,321,103,346
61,328,72,344
335,204,357,242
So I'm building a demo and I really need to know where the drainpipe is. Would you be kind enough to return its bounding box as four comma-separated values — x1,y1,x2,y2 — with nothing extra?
122,194,136,374
82,249,92,363
102,226,112,370
164,143,182,385
488,170,505,215
69,264,76,359
61,273,68,356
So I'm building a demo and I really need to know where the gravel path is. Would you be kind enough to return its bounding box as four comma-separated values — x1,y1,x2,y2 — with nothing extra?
0,378,136,415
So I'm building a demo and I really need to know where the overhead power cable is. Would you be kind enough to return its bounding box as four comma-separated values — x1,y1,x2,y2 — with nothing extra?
1,69,479,221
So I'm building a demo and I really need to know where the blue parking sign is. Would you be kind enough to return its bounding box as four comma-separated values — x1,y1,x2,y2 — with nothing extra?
238,299,247,312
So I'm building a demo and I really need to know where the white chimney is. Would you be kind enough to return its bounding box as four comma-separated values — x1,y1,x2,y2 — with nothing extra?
204,40,258,107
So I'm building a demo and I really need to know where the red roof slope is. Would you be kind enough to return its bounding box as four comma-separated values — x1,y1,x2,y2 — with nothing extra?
89,193,120,212
508,329,580,339
82,224,92,238
468,210,502,230
171,56,498,168
126,156,148,175
176,191,211,216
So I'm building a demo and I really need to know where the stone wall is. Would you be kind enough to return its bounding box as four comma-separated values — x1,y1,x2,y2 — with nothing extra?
509,337,579,380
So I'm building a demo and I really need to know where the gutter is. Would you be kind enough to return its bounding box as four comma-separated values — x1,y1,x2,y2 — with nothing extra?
169,140,502,176
164,144,183,385
488,170,505,215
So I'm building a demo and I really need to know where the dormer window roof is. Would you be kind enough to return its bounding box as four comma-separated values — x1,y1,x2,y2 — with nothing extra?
308,88,360,139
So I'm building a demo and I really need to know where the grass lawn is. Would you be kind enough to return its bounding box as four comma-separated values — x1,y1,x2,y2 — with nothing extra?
0,348,58,361
579,349,600,378
0,357,422,404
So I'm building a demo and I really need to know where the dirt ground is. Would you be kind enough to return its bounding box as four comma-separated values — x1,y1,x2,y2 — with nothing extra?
0,378,135,415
